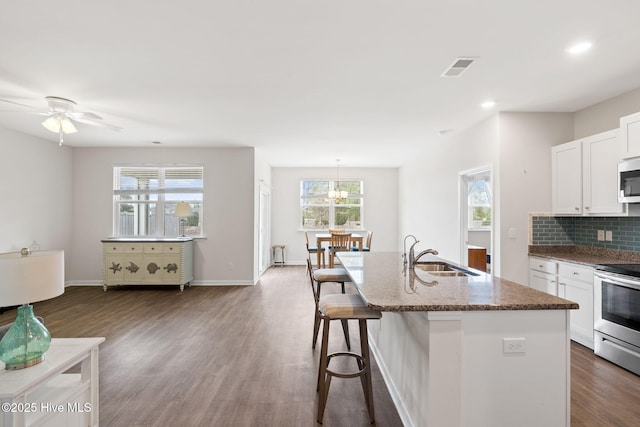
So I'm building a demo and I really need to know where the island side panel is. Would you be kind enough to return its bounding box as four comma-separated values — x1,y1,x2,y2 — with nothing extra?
460,309,570,427
368,309,570,427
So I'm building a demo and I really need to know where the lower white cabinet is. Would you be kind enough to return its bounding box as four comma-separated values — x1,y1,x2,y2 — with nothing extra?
557,261,594,349
529,257,557,295
529,257,594,349
102,238,194,291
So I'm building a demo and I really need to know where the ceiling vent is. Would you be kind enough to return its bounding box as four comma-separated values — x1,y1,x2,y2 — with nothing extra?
441,57,476,77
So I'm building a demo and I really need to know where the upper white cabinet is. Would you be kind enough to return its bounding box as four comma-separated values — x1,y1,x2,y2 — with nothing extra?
552,140,582,214
552,129,624,215
620,111,640,159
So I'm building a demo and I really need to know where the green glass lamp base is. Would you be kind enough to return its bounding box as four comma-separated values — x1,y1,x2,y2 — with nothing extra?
0,305,51,370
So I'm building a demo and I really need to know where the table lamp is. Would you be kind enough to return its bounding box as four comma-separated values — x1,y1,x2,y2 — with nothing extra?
174,202,193,237
0,249,64,370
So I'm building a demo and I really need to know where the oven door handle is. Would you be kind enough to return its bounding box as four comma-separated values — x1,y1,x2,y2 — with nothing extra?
595,272,640,290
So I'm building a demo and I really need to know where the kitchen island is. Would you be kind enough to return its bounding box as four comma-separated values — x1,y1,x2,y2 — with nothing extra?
337,251,578,427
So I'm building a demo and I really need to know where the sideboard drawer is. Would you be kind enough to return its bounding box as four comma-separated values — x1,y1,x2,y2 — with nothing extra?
124,244,144,253
104,245,125,254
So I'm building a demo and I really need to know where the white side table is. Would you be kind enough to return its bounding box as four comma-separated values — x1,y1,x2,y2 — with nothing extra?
0,337,105,427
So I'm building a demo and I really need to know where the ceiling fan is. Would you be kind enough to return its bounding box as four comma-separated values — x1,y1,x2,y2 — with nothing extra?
0,96,121,146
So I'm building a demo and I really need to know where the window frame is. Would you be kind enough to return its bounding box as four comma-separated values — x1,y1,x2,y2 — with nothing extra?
300,179,364,230
112,164,204,238
467,177,492,230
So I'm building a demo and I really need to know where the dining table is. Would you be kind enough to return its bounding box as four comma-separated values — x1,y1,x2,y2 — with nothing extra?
315,232,363,268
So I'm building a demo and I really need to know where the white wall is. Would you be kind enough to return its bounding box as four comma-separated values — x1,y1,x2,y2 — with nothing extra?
399,116,499,266
0,128,73,266
271,167,398,265
70,147,256,285
574,86,640,138
398,112,573,285
497,113,573,285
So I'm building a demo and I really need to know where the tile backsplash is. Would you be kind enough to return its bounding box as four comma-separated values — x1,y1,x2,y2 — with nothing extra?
531,215,640,252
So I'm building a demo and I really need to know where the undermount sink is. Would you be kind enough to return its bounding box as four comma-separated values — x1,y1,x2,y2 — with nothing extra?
426,271,470,277
414,261,454,271
414,261,479,277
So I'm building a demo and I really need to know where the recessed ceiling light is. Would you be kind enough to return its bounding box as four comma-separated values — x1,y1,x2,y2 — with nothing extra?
151,141,162,144
566,41,592,55
481,100,496,109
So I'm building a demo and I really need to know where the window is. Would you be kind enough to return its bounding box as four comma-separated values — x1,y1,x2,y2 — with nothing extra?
301,180,363,230
467,174,491,229
113,165,203,237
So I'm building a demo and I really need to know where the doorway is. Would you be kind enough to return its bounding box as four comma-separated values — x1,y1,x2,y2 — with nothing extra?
258,183,271,275
459,167,493,273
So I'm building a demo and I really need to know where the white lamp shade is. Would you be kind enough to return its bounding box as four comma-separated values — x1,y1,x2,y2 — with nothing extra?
41,117,77,134
0,250,64,306
174,202,193,218
60,118,77,134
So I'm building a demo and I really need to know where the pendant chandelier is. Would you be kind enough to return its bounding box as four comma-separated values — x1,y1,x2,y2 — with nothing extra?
328,159,348,202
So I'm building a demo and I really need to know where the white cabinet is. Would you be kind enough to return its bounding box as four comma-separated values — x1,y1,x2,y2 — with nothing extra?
552,129,624,215
557,262,594,349
620,111,640,159
0,338,104,427
102,238,194,291
529,257,558,295
529,257,594,349
551,140,582,214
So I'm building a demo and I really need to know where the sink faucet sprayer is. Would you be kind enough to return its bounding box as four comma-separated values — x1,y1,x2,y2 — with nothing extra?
403,235,418,265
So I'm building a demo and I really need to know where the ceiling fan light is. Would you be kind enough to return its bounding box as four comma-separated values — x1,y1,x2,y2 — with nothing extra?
42,116,61,133
60,118,77,134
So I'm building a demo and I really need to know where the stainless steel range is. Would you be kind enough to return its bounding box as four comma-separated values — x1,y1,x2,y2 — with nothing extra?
594,264,640,375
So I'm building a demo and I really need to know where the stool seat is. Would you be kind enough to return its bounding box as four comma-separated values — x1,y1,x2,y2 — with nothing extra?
313,268,350,283
317,292,382,424
319,293,381,320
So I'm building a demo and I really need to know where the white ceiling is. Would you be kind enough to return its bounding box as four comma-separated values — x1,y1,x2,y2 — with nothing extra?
1,1,640,167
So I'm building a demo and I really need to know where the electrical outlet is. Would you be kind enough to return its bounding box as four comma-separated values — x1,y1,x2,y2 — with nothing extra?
503,338,526,354
605,230,613,242
597,230,605,241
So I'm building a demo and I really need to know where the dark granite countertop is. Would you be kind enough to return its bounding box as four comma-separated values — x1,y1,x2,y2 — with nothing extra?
101,237,193,242
337,252,578,312
528,245,640,266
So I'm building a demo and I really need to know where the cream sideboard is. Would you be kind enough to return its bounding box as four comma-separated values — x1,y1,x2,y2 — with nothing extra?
101,238,194,291
0,337,104,427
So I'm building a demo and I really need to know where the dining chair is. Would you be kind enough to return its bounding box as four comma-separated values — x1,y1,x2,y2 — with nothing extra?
328,229,348,234
329,233,351,268
352,231,373,252
305,231,325,269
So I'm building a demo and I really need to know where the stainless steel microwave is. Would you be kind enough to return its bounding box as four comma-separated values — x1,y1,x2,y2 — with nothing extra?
619,158,640,203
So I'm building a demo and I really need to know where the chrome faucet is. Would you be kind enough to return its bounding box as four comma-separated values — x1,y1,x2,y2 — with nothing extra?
403,234,418,265
408,240,421,268
411,248,439,269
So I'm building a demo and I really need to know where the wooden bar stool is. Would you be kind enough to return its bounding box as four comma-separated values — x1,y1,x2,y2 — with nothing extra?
306,258,352,350
316,293,382,424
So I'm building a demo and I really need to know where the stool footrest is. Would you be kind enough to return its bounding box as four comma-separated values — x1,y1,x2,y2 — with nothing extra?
326,352,366,379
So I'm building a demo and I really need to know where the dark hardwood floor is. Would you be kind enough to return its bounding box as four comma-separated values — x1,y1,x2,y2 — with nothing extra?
1,266,639,426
